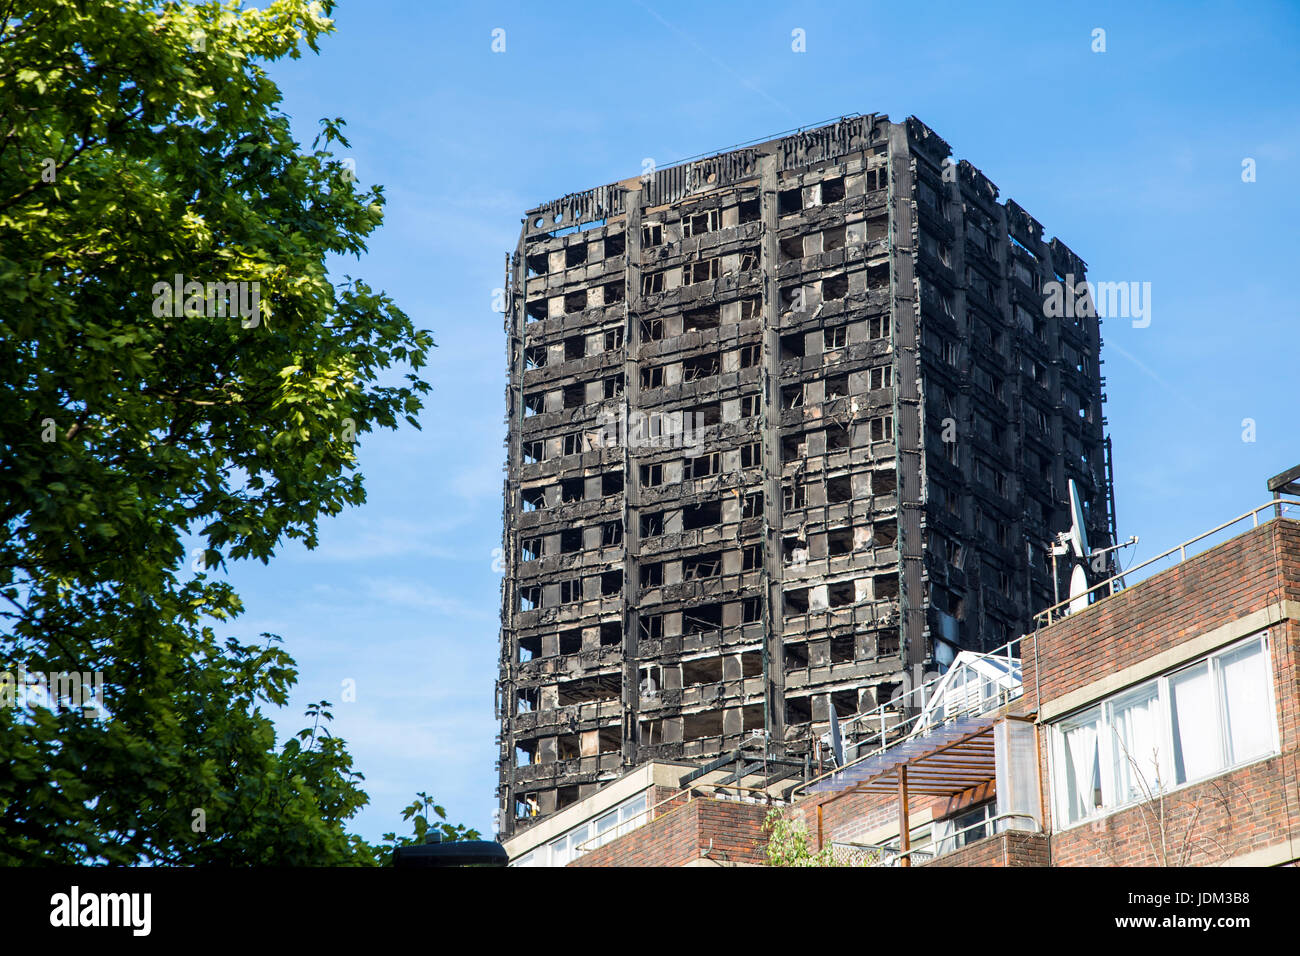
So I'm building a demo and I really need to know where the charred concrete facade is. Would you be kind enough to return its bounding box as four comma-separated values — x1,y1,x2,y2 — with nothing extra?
496,114,1117,837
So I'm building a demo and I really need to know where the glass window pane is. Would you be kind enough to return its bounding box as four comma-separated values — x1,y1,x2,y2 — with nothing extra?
1110,683,1163,803
1058,709,1102,824
1219,639,1273,765
1169,662,1220,784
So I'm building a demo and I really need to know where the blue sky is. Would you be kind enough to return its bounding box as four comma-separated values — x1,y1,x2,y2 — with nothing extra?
217,0,1299,841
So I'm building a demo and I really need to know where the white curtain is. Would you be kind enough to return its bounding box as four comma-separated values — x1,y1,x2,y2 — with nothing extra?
1170,663,1219,783
1112,686,1162,801
1220,639,1273,764
1062,716,1100,822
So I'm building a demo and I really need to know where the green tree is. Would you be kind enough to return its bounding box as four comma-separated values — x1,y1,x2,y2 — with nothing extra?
763,808,847,867
0,0,453,863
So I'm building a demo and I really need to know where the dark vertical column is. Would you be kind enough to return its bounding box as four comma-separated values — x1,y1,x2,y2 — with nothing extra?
758,153,787,751
498,232,528,838
888,124,928,684
621,189,643,767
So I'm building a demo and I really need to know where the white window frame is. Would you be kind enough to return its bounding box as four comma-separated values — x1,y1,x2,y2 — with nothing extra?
1049,631,1278,829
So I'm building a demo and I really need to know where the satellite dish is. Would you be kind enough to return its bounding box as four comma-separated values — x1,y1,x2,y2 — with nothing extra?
1067,479,1091,560
1068,563,1089,615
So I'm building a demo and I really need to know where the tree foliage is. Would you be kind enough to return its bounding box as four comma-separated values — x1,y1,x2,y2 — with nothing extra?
0,0,455,863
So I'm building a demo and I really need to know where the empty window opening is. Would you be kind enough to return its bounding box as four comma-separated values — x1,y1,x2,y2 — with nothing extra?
778,188,802,216
518,635,541,664
556,786,580,812
874,469,897,495
604,280,625,304
785,696,812,725
690,402,721,426
605,232,625,258
600,622,621,646
601,471,623,497
826,424,850,451
781,433,806,463
639,614,663,641
683,603,723,635
565,290,587,313
685,258,720,285
823,274,848,300
738,344,760,368
783,535,808,566
741,491,764,518
866,215,888,241
559,628,582,655
683,305,720,332
683,208,719,237
685,452,721,480
682,656,724,687
739,297,761,321
740,394,760,418
602,375,624,399
560,478,584,503
867,263,889,290
559,579,581,604
525,298,547,322
784,588,810,615
520,585,542,611
821,177,845,203
742,596,761,623
642,271,664,295
828,582,856,608
640,366,664,389
640,511,664,537
826,374,849,400
523,392,545,417
827,476,852,503
683,352,720,381
683,500,721,530
604,327,624,351
565,244,587,268
640,316,664,341
521,536,543,561
563,383,586,409
642,223,663,246
640,562,663,588
563,432,582,456
639,463,664,487
523,439,544,463
516,686,539,712
742,544,761,570
683,551,722,581
526,253,548,277
558,674,621,706
781,333,805,359
602,520,623,547
522,487,547,512
828,528,853,556
524,345,547,369
869,365,893,390
563,335,585,361
560,528,582,553
600,570,623,597
783,481,806,510
784,642,810,669
824,325,847,350
832,689,857,718
781,384,805,409
738,198,760,223
874,573,900,600
740,442,761,468
780,235,804,261
683,710,724,741
874,519,897,547
870,415,894,443
823,225,846,251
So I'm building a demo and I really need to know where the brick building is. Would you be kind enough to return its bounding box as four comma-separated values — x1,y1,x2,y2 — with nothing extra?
496,113,1117,838
502,495,1299,866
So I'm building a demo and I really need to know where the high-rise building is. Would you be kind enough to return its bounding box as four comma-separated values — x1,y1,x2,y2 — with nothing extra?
496,114,1117,837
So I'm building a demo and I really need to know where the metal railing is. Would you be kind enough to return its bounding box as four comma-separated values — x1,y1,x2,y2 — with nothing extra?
797,637,1022,795
1036,498,1300,625
832,812,1039,867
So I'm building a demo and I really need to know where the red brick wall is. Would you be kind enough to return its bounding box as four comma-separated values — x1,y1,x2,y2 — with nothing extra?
921,831,1048,867
1022,520,1300,711
1030,520,1300,866
569,797,770,867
